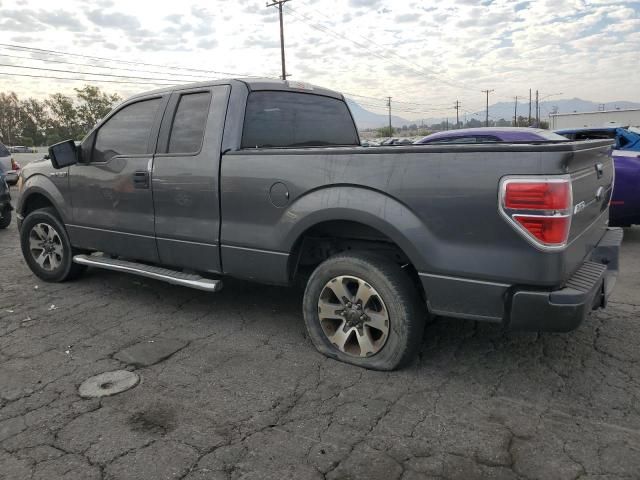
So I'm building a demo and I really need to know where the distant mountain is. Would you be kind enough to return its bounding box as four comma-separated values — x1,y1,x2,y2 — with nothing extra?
346,99,409,130
346,97,640,129
484,98,640,123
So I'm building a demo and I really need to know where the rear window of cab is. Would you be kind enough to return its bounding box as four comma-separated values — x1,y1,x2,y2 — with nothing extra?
241,91,359,149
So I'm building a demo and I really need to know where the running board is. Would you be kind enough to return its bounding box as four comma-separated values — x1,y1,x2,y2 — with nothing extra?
73,254,223,292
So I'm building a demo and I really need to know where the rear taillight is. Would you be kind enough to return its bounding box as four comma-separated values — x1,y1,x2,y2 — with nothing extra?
499,176,572,250
10,158,18,171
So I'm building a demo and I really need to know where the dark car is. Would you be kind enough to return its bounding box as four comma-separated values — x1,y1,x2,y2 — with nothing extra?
555,127,640,227
0,142,21,185
0,172,12,229
16,79,621,370
415,127,569,144
10,145,32,153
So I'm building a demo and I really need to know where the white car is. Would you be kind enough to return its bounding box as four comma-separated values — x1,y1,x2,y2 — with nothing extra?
0,142,20,185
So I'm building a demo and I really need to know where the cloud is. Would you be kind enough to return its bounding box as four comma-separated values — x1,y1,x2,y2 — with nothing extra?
349,0,382,7
395,13,417,23
197,38,218,49
164,14,184,24
86,10,141,31
0,0,637,114
34,10,87,32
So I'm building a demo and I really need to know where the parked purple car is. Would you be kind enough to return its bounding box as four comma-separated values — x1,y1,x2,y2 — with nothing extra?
415,127,568,144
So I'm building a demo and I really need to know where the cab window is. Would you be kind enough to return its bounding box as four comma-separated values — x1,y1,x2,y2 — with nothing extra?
93,98,161,163
168,92,212,154
242,91,359,148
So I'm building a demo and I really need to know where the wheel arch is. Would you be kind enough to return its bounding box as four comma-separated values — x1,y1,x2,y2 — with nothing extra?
18,175,69,222
281,186,434,295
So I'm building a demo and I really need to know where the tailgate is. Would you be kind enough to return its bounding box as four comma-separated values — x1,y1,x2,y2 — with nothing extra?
563,140,615,281
568,140,614,240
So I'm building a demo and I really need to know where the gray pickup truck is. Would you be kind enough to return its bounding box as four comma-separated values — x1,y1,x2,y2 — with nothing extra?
16,79,622,370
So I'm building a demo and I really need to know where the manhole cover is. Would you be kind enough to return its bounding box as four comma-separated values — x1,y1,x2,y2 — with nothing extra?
79,370,139,398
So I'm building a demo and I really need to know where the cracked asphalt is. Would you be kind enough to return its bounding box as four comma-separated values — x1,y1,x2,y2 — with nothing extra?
1,175,639,479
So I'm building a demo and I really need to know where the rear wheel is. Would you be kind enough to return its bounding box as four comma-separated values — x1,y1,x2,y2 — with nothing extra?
303,252,426,370
20,208,86,282
0,207,10,229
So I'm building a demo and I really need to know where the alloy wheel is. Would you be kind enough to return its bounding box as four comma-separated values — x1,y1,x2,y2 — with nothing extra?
28,222,64,272
317,275,390,357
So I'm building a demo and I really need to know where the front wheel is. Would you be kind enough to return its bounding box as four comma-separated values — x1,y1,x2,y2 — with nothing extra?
302,252,426,370
0,207,10,229
20,208,86,282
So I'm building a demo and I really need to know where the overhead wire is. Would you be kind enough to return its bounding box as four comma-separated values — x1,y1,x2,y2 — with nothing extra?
0,52,213,80
0,43,266,79
0,71,176,86
288,3,477,92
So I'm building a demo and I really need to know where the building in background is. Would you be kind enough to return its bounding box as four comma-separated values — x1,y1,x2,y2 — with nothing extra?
550,108,640,130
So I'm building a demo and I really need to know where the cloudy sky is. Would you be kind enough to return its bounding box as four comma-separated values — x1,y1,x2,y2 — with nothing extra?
0,0,638,119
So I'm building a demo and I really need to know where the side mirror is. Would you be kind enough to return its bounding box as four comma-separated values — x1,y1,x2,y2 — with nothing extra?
48,140,78,169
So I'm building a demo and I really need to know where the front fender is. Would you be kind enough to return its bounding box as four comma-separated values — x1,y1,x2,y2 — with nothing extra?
18,173,70,223
280,186,434,271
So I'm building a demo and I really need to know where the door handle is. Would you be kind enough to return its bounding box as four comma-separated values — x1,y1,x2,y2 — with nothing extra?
133,171,149,189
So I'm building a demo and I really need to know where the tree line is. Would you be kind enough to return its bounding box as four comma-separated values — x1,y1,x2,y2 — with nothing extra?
0,86,121,147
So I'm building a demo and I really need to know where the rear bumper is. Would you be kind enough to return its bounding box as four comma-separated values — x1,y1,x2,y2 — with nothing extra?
508,227,623,332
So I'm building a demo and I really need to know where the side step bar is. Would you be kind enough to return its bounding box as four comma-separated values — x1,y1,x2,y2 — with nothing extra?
73,254,223,292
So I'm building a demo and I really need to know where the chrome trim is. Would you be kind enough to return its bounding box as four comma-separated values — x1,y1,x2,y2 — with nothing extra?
221,244,290,256
498,175,573,252
156,236,217,247
72,255,223,292
418,272,510,288
66,224,154,239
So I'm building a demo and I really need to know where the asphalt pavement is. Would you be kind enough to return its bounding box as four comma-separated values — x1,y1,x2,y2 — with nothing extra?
1,179,639,479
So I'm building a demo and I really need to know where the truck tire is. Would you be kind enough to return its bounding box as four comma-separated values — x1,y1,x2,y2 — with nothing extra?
303,252,426,370
20,208,86,282
0,207,10,229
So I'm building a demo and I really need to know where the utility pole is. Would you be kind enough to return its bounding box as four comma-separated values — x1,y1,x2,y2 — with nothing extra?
266,0,291,80
454,100,460,128
528,89,532,126
535,90,539,127
513,96,518,127
482,89,494,127
445,118,449,131
387,97,392,137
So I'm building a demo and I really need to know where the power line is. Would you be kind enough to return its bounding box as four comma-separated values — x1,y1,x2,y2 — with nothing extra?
0,43,264,78
454,100,460,128
292,1,475,92
0,71,175,86
0,63,196,84
387,97,392,135
286,6,475,95
0,52,212,80
482,89,494,127
266,0,291,80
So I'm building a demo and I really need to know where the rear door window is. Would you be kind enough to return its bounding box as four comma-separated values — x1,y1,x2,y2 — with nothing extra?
93,98,161,163
0,144,10,156
168,92,212,154
242,91,359,148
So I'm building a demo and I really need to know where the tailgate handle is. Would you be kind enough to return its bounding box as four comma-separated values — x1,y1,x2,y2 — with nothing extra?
595,163,604,179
